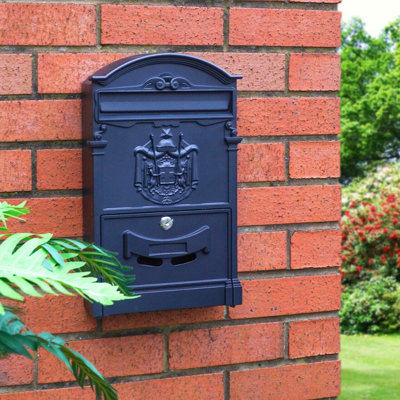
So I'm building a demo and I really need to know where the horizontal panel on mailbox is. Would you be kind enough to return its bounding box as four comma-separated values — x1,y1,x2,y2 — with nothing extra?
96,91,233,121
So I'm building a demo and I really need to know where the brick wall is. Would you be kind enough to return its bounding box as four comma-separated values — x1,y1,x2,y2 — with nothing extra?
0,1,341,399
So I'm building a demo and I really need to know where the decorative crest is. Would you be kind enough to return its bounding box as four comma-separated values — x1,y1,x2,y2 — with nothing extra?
134,128,199,204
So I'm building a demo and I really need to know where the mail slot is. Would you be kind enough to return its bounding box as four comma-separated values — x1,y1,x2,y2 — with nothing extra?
82,53,242,316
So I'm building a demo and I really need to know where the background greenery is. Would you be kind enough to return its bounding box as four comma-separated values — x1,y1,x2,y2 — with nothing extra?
340,17,400,399
340,18,400,181
340,17,400,336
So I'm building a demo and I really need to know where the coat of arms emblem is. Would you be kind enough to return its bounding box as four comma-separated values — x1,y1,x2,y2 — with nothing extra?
134,128,199,204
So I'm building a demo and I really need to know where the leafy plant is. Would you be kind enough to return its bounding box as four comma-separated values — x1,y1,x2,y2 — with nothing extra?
340,276,400,334
0,201,29,231
45,238,134,296
0,201,137,399
0,312,117,399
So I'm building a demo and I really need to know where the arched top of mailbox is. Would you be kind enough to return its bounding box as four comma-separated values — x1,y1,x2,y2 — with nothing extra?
91,53,242,86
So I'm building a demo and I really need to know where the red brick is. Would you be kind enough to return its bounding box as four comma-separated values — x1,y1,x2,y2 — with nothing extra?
0,100,81,142
169,323,283,369
0,355,33,386
289,318,340,358
114,374,223,400
289,54,341,91
38,53,130,94
0,54,32,94
38,52,285,94
38,335,164,383
101,5,223,46
0,150,31,192
238,185,341,226
230,361,341,400
291,229,341,269
0,387,94,400
5,197,82,237
229,275,341,319
6,295,97,334
230,9,341,47
289,141,340,178
191,52,286,91
237,98,341,136
37,149,82,190
238,143,285,182
0,4,96,46
238,232,287,272
103,306,224,331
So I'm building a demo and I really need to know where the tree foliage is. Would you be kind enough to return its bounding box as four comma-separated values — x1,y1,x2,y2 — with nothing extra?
340,18,400,179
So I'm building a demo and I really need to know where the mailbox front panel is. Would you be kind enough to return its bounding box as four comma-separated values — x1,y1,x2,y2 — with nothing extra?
99,122,230,210
83,54,242,317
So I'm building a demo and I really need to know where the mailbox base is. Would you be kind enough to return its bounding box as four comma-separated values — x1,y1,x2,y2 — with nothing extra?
87,279,242,318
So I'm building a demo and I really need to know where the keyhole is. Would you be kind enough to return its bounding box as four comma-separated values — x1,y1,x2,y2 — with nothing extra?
160,216,173,230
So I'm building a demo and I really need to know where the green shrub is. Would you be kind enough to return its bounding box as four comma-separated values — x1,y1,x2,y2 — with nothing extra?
340,276,400,334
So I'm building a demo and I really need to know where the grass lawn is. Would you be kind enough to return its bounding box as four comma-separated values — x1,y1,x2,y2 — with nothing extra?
340,334,400,399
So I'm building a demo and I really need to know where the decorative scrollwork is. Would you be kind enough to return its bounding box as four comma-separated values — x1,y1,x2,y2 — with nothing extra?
94,124,107,141
155,74,180,90
144,73,192,91
225,121,238,137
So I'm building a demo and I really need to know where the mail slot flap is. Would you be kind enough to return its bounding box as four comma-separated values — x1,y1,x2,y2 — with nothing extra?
101,209,231,286
123,225,210,258
96,90,233,122
99,91,232,113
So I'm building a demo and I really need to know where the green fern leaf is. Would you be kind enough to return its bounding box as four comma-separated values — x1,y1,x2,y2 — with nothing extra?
0,311,118,400
45,238,136,296
0,201,29,231
0,233,137,312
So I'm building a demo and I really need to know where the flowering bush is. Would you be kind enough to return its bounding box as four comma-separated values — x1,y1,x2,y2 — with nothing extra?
341,161,400,333
341,191,400,285
341,161,400,285
342,162,400,209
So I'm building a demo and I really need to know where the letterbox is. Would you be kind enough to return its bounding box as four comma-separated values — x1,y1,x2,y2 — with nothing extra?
82,53,242,317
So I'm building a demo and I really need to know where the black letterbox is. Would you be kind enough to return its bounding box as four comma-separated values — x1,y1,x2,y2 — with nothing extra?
83,53,242,317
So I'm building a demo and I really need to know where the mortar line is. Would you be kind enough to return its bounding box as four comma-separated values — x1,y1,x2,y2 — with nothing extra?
223,370,230,400
283,321,289,359
0,353,340,394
